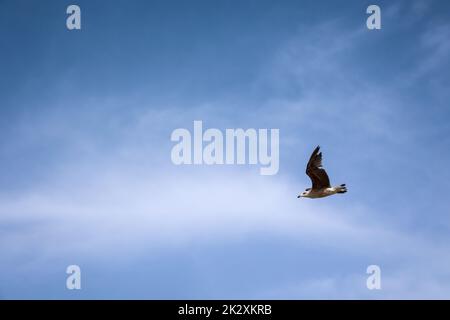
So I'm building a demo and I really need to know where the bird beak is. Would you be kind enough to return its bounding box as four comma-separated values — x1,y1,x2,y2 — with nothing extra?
297,195,301,198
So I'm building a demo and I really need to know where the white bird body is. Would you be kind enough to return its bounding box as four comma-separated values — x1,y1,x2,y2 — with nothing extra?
299,186,346,199
298,146,347,199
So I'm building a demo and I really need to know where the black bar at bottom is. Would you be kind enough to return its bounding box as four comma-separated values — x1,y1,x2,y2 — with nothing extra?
0,300,446,318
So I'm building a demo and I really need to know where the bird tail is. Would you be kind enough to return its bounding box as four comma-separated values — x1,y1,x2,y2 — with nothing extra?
335,184,347,194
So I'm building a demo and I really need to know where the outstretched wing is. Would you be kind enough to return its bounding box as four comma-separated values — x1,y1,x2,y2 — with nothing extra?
306,146,331,190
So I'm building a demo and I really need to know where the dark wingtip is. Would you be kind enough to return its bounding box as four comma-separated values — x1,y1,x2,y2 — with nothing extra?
312,145,320,155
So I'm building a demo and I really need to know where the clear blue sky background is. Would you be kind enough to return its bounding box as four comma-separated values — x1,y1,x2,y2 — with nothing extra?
1,0,450,299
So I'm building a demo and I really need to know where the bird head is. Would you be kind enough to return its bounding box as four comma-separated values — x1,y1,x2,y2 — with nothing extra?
297,191,308,198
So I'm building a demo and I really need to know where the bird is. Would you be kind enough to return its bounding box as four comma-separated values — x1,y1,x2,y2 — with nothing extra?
297,146,347,199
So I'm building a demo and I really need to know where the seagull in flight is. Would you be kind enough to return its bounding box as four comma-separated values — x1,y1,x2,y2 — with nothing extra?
298,146,347,199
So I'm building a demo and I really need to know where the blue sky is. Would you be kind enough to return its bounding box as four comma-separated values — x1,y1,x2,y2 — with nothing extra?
1,0,450,299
